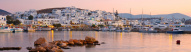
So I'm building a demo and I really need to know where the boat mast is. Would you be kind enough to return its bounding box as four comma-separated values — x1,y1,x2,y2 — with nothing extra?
141,9,143,21
141,9,143,25
130,8,132,18
113,8,114,14
150,12,151,18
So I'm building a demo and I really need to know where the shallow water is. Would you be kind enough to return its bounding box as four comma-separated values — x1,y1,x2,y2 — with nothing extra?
0,31,191,52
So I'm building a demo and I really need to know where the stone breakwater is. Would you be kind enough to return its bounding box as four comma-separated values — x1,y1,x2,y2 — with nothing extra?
28,36,101,52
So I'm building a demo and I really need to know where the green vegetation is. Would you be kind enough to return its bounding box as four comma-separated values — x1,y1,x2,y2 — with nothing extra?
28,15,33,20
115,10,118,17
91,24,96,27
88,13,92,16
53,24,62,28
6,15,14,24
6,15,21,25
21,14,24,19
98,24,104,28
13,20,21,25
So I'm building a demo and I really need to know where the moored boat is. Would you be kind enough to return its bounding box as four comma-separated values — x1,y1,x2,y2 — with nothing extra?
0,27,13,33
123,27,131,32
139,27,158,33
116,27,123,32
166,28,183,34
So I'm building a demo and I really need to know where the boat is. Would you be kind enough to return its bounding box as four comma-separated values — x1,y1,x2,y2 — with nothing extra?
24,27,35,32
0,27,13,33
102,27,109,31
62,29,67,31
36,27,51,31
109,27,116,31
123,27,131,32
116,27,123,32
94,28,101,31
67,28,71,31
139,27,158,33
14,28,23,32
166,28,183,34
41,27,51,31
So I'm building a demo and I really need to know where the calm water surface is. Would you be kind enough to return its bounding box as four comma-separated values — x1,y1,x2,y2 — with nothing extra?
0,31,191,52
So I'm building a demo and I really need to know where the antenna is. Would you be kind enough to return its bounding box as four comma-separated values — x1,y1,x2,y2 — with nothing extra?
113,8,114,14
141,9,143,20
150,12,151,18
130,8,132,18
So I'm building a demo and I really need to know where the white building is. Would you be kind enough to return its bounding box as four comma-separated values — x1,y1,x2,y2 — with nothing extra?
18,19,34,25
84,20,104,25
37,18,60,26
128,20,139,25
0,15,6,26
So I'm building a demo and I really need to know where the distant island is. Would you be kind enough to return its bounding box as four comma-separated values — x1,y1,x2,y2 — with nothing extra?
119,13,191,19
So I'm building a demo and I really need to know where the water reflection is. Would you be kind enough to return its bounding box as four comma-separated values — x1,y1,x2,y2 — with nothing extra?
51,30,54,41
0,31,191,52
70,31,72,39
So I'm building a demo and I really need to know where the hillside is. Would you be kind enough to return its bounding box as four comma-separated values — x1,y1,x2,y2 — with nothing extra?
119,13,191,19
37,7,84,14
0,9,11,15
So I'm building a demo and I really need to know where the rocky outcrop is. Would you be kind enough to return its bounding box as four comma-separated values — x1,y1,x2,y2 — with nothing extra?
34,37,47,45
28,36,101,52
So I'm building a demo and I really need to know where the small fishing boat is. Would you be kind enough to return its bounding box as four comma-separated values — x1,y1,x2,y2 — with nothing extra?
116,27,123,32
24,27,35,32
36,27,51,31
0,27,13,33
139,27,158,33
123,27,131,32
14,28,23,32
102,27,109,31
41,27,51,31
166,28,183,34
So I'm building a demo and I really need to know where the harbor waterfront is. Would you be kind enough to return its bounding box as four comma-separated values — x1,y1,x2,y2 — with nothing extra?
1,31,191,52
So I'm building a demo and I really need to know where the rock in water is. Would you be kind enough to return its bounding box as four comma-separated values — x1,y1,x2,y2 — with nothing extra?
50,47,64,52
26,47,32,50
85,36,96,43
35,46,46,52
34,38,47,45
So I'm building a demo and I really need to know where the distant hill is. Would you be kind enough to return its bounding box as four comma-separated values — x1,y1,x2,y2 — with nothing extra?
119,13,191,19
37,7,84,14
0,9,11,15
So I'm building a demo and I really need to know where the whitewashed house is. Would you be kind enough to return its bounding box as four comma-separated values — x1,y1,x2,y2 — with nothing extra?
0,15,6,26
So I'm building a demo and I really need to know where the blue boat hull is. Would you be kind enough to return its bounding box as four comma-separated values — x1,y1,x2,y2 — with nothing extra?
166,31,184,34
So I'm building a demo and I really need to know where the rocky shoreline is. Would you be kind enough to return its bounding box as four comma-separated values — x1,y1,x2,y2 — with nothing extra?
28,36,101,52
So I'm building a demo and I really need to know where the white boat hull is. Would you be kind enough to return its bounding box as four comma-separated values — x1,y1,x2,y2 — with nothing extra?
41,28,51,31
0,30,12,33
139,30,157,33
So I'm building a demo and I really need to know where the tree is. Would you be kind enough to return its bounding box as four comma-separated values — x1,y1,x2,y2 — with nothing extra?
53,24,62,28
6,15,14,24
13,20,21,25
6,20,13,24
28,15,33,20
100,19,103,22
115,10,118,17
91,24,96,28
21,14,24,19
6,15,13,21
88,13,92,16
98,24,104,28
